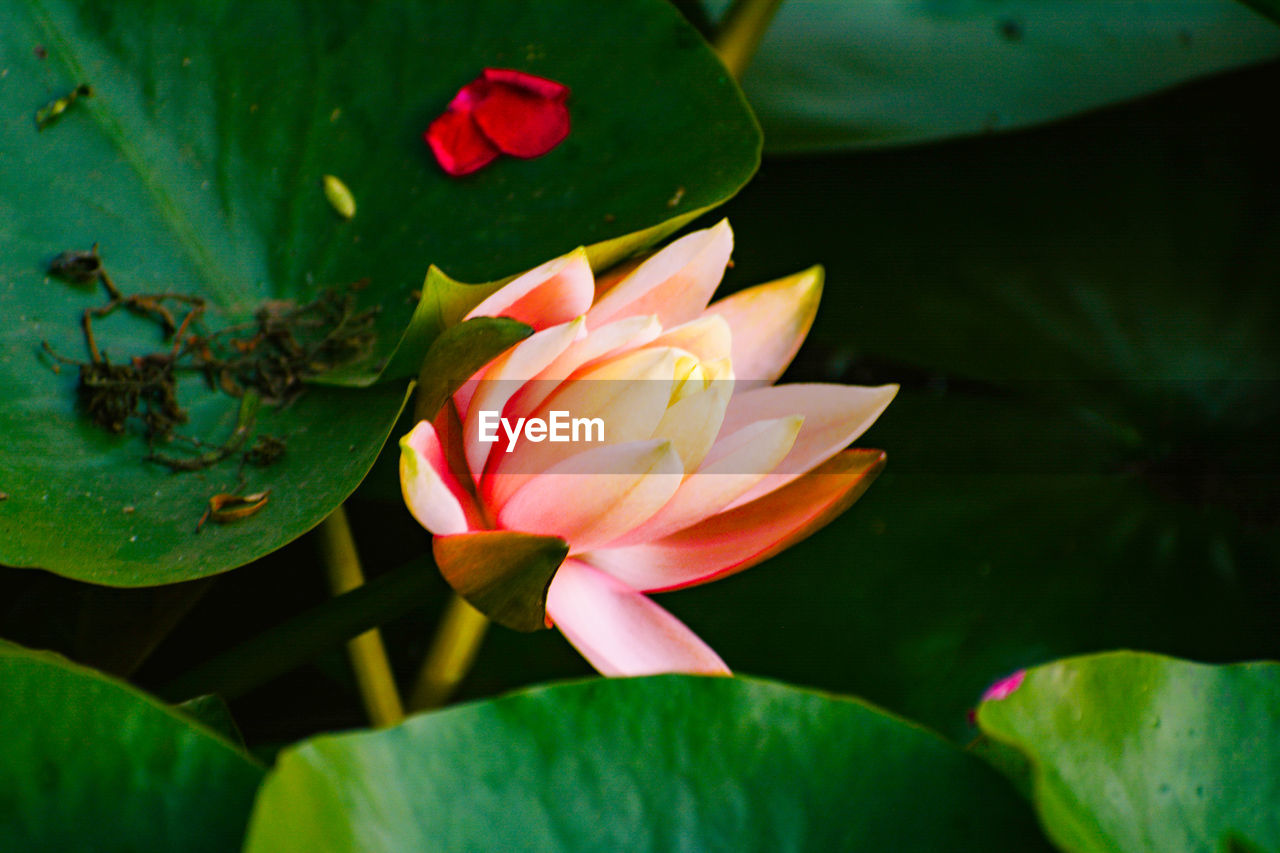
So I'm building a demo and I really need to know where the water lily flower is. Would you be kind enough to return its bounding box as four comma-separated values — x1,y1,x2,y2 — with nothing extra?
425,68,571,176
401,221,896,676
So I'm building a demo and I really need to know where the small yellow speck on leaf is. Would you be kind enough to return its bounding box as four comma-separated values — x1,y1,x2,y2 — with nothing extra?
322,174,356,219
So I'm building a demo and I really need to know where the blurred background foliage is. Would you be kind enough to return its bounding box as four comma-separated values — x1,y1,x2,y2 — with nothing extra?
2,0,1277,758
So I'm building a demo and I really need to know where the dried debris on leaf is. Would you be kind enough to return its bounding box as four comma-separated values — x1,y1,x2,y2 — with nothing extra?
36,83,92,130
41,244,375,527
197,490,271,533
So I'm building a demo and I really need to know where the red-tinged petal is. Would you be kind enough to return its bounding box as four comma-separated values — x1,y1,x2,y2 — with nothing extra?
465,247,594,330
587,220,733,328
425,109,500,176
483,67,569,101
545,559,730,676
609,415,803,546
718,383,898,508
495,439,683,552
506,314,663,424
581,449,886,593
461,318,585,481
484,346,678,506
399,421,484,535
472,84,570,159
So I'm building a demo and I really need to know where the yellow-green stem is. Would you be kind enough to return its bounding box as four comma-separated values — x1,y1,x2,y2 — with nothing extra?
319,506,405,727
712,0,784,80
409,593,489,712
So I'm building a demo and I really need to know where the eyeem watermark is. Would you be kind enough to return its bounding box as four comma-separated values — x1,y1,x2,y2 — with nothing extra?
477,410,605,452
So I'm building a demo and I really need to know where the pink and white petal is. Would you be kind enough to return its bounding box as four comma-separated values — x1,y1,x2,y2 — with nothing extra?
540,314,664,383
718,383,897,508
506,314,664,422
546,559,730,676
646,314,732,363
592,255,646,302
465,248,594,330
461,318,585,480
484,346,677,504
611,415,804,546
582,449,885,592
649,379,732,471
702,266,822,384
399,421,483,535
586,220,733,328
496,439,682,552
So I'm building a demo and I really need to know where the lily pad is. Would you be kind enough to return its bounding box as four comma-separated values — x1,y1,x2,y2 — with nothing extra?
0,643,262,851
702,0,1280,150
245,675,1050,851
977,652,1280,853
0,0,760,584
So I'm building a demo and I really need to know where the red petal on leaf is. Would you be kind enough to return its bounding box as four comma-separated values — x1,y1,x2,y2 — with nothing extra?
482,67,570,101
425,109,500,176
472,84,571,159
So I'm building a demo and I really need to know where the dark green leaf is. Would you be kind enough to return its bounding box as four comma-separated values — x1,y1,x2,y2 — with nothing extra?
0,0,758,585
703,0,1280,150
1237,0,1280,24
0,644,262,851
176,693,246,747
433,530,569,632
977,652,1280,853
245,676,1050,851
411,316,532,422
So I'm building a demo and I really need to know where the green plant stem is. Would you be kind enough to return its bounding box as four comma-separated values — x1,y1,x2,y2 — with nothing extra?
408,593,489,712
713,0,784,80
318,506,405,727
157,555,434,704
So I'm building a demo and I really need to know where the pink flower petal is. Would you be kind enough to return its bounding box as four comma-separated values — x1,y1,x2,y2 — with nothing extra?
462,319,585,481
609,415,804,546
702,266,823,383
717,383,897,508
499,314,665,440
582,449,885,592
646,314,733,364
465,248,594,330
472,83,570,159
496,440,683,552
399,421,484,535
545,559,730,676
424,108,500,177
586,220,733,328
484,346,678,506
536,314,664,384
981,670,1027,702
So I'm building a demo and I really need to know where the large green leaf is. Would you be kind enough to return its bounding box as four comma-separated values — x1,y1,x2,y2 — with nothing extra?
702,0,1280,150
245,676,1049,851
0,0,760,584
0,643,263,851
977,652,1280,853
